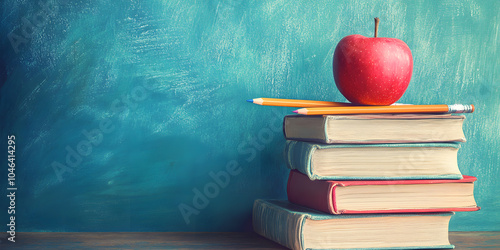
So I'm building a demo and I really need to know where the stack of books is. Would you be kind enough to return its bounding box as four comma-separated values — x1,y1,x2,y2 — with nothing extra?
253,113,479,250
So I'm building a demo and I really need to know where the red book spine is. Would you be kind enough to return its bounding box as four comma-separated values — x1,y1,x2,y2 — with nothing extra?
287,170,480,215
287,170,340,214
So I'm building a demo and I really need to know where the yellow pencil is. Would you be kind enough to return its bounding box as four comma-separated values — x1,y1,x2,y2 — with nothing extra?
294,104,475,115
247,98,352,107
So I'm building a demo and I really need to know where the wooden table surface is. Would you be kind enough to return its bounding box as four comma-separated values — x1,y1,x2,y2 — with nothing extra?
2,232,499,249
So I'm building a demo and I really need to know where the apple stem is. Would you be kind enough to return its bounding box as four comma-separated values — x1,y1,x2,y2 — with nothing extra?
374,17,380,38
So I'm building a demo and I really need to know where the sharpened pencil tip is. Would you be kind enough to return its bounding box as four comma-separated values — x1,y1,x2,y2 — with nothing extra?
293,110,298,113
246,99,253,103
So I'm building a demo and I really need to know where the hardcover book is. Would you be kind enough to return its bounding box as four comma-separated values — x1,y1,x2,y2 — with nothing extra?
285,140,463,180
253,199,455,250
283,114,466,144
287,170,480,215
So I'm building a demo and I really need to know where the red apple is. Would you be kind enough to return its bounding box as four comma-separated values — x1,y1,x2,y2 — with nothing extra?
333,18,413,105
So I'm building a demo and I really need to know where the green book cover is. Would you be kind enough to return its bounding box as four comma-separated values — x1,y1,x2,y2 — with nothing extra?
285,141,463,180
253,199,455,250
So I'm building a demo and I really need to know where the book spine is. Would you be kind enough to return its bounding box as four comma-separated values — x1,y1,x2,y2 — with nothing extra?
287,170,338,214
252,200,305,250
282,115,287,139
323,116,330,143
284,116,329,144
285,141,317,180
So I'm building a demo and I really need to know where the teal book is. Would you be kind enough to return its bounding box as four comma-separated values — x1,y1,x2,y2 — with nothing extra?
285,141,463,180
253,199,455,250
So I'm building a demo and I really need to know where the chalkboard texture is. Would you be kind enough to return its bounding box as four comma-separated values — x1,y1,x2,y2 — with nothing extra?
0,0,498,232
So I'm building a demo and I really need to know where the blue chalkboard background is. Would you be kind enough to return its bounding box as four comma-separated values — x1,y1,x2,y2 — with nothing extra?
1,0,498,232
